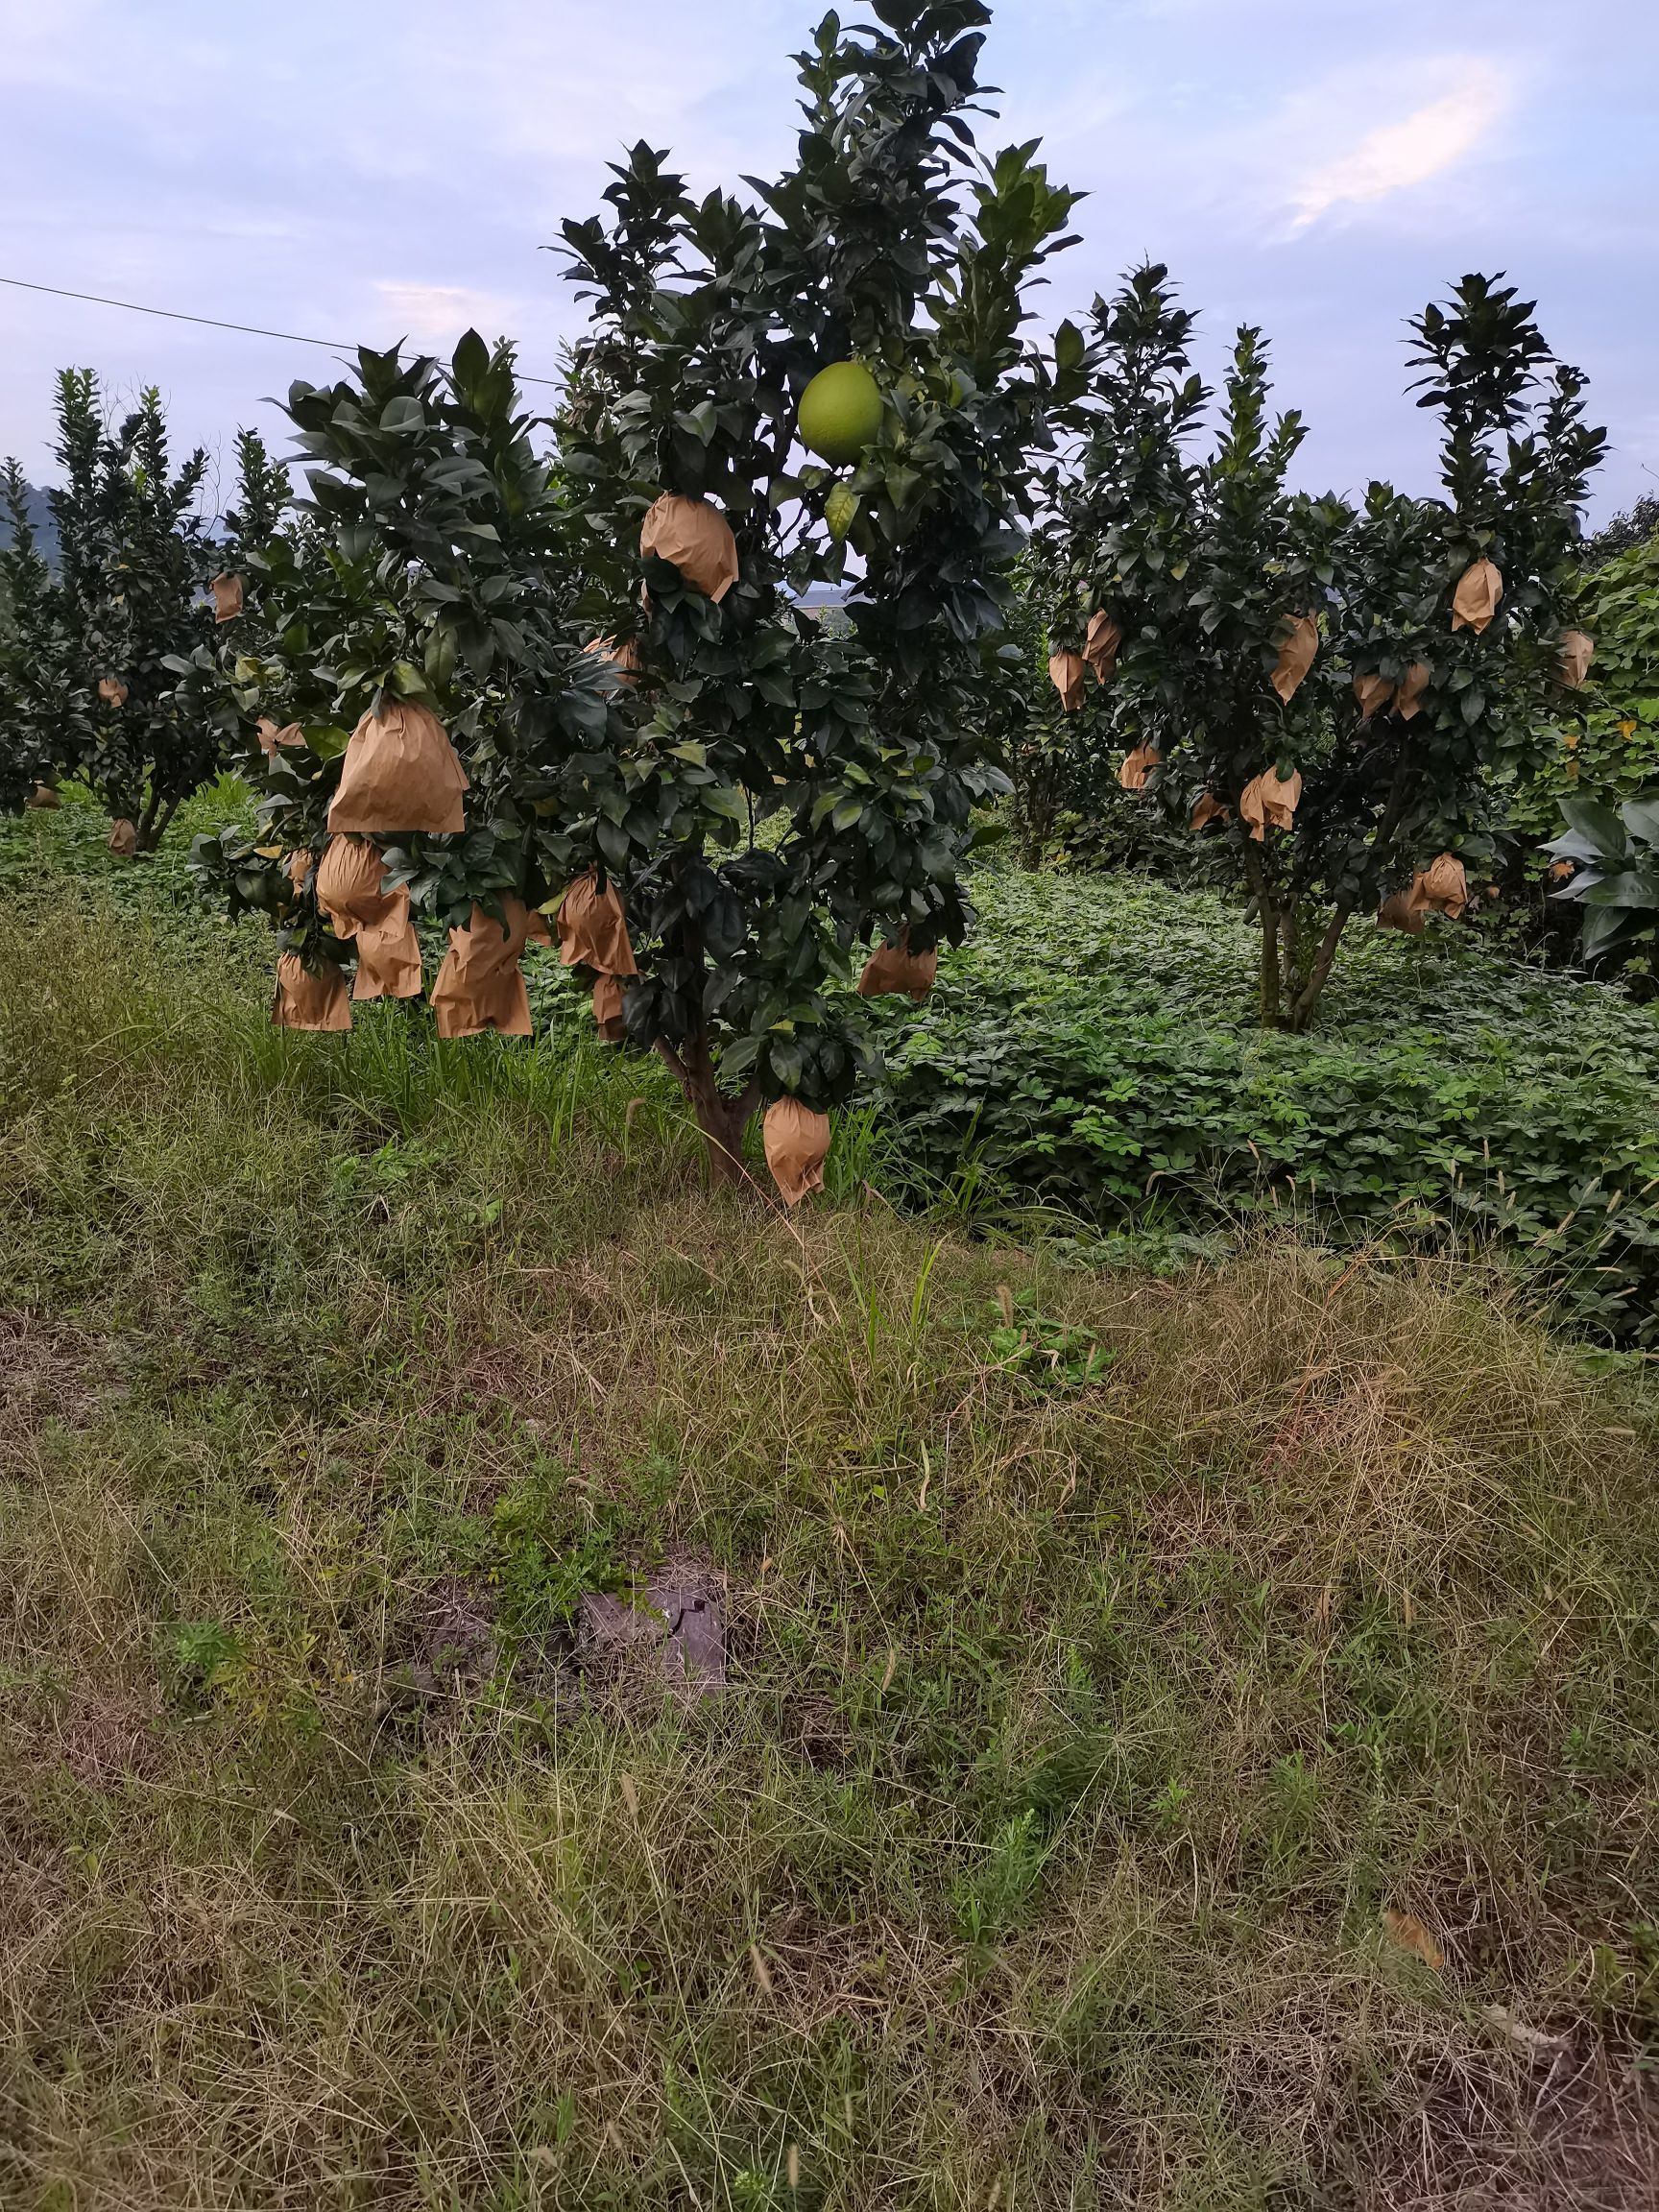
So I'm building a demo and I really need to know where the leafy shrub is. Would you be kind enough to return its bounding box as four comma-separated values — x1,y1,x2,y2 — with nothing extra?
1547,794,1659,967
1582,492,1659,569
1514,532,1659,824
1494,531,1659,966
870,869,1659,1342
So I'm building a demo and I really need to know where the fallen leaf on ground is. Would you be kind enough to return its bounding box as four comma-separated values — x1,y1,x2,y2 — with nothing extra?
1382,1906,1445,1969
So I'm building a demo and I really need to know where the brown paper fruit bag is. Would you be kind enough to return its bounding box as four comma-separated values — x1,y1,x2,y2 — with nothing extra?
107,818,137,857
256,716,306,759
640,494,740,603
589,636,641,683
764,1098,831,1206
1239,766,1302,840
285,849,314,896
315,835,422,1001
857,932,938,1000
586,635,642,685
353,906,421,999
1452,560,1503,634
592,973,628,1042
1270,614,1318,703
328,700,469,835
1377,890,1426,934
557,869,638,977
274,952,352,1031
210,572,244,623
1395,661,1431,721
27,782,60,810
1190,791,1230,832
432,898,542,1039
97,676,129,708
1084,611,1122,683
1417,852,1468,919
1558,630,1596,688
1354,671,1394,719
316,833,389,929
1118,742,1162,791
1048,650,1086,713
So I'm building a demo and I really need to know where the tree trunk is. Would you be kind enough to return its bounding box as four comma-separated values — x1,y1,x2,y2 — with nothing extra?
1260,903,1283,1027
656,1034,758,1189
1015,758,1056,872
1241,842,1283,1027
1284,903,1355,1033
135,791,180,855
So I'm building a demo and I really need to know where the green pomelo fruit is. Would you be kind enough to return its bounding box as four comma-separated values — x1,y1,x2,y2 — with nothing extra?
798,361,883,468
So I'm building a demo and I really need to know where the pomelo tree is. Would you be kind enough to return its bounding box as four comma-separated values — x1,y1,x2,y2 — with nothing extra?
1036,267,1603,1029
43,372,232,852
196,0,1081,1193
0,459,77,816
189,331,629,989
551,0,1081,1175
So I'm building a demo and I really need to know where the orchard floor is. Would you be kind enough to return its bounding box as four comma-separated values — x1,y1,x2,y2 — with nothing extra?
2,795,1657,2210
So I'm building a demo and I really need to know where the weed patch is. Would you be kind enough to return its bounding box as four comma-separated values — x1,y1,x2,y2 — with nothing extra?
2,805,1657,2206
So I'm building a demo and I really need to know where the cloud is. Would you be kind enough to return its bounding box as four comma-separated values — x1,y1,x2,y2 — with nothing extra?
1288,60,1512,229
370,281,520,346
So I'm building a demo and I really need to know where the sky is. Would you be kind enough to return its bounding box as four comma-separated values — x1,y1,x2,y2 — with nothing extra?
2,0,1655,522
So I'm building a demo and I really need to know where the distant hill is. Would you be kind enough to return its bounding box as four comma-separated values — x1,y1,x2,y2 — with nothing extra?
0,480,60,563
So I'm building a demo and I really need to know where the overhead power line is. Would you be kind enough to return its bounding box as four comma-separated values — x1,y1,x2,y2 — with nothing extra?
0,274,563,389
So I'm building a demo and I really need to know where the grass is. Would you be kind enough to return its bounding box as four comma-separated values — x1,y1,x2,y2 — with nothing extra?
1,796,1658,2208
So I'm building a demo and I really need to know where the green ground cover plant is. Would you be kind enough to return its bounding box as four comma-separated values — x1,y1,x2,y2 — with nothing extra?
870,867,1659,1345
2,793,1657,2209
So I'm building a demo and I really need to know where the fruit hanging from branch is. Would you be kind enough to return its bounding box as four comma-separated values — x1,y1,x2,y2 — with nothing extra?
797,361,884,469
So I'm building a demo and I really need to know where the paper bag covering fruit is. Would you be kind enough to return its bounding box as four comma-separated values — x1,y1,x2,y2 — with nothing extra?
274,952,352,1031
257,717,306,760
28,782,60,810
857,931,937,1000
1378,852,1468,930
1270,614,1318,704
210,572,244,624
1238,766,1302,840
592,973,628,1041
1395,661,1431,721
639,493,740,603
586,635,642,685
1190,791,1230,832
1557,630,1595,688
557,869,638,977
431,898,552,1040
97,676,129,708
1451,560,1503,635
1118,742,1161,791
1416,852,1468,918
1047,650,1086,713
1354,671,1394,719
1376,889,1426,935
107,818,137,857
328,700,469,835
1084,611,1122,683
315,834,422,1001
764,1097,831,1206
